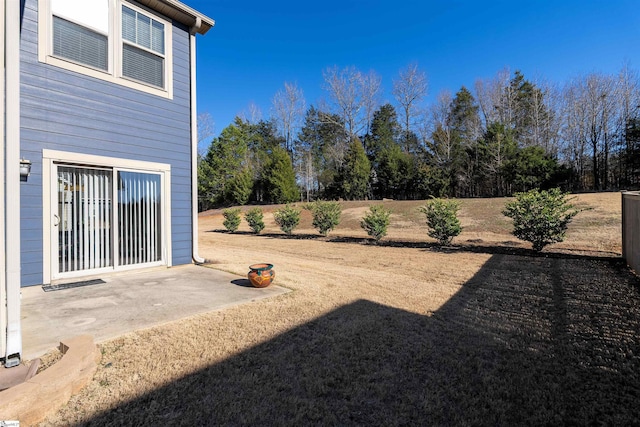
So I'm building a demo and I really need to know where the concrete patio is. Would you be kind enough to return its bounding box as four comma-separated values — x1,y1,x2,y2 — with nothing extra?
20,264,289,360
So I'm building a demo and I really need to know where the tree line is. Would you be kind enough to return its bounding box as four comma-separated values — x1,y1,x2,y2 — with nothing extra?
198,64,640,210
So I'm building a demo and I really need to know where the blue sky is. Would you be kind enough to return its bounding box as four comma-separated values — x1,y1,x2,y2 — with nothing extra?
187,0,639,143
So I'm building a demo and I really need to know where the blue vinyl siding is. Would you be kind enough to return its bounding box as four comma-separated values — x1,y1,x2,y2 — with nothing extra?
19,0,194,286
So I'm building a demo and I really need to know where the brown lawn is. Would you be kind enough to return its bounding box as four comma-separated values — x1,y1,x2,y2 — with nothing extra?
40,192,640,425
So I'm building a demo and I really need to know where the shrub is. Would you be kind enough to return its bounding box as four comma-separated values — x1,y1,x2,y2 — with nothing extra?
222,208,242,232
503,188,580,252
244,207,265,234
419,198,462,246
360,205,391,242
306,201,342,236
273,204,301,235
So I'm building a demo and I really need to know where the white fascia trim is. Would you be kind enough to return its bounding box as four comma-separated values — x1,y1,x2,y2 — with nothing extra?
5,0,23,365
189,30,204,264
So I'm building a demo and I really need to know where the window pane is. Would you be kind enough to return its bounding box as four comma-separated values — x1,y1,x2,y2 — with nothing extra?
117,171,162,265
52,0,108,33
53,16,108,71
58,166,113,273
136,13,151,50
151,21,164,54
122,6,136,43
121,5,164,55
122,44,164,88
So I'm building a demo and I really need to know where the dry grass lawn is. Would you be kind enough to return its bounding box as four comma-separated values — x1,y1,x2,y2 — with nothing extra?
40,192,640,425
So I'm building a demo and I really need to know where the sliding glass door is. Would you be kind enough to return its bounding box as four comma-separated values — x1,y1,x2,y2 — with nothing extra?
57,166,112,274
117,171,162,266
54,165,164,279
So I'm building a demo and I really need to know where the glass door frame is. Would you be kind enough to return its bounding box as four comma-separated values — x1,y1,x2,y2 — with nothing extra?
43,150,172,284
55,164,115,278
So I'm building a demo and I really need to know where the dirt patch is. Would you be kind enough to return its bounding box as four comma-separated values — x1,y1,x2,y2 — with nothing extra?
39,192,638,425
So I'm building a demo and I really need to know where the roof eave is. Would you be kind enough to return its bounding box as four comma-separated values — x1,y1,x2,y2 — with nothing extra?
135,0,215,35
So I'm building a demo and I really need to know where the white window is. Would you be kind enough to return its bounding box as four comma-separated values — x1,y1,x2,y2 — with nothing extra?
121,5,165,88
51,0,109,70
39,0,173,98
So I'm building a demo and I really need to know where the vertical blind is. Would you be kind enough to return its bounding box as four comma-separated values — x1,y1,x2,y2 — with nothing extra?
57,167,162,275
117,171,162,266
53,16,108,71
58,167,112,273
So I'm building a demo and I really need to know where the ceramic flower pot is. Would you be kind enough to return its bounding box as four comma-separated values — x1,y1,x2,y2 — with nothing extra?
248,263,275,288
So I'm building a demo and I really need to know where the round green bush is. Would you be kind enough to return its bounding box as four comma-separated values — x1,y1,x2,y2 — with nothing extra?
222,208,242,232
503,188,579,251
360,205,391,242
307,201,342,236
244,207,265,234
419,198,462,246
273,204,301,235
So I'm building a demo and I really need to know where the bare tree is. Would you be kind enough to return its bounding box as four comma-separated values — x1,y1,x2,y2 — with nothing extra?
614,63,640,186
197,112,215,156
474,67,510,127
425,90,454,165
361,70,382,136
560,73,616,190
393,63,428,150
321,66,381,140
300,150,316,202
515,76,562,154
272,82,306,157
539,80,563,157
322,65,367,138
582,73,616,189
560,79,588,188
239,101,262,124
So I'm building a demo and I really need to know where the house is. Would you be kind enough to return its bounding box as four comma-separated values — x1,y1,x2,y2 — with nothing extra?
1,0,214,367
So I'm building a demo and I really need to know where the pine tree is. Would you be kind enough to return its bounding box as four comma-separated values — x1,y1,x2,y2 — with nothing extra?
198,119,248,208
364,104,400,160
339,138,371,200
226,167,253,205
264,146,299,203
296,106,347,197
450,86,482,197
377,144,413,199
365,104,405,198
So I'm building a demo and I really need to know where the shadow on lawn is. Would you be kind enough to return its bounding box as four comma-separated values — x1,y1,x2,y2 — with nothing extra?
83,256,640,425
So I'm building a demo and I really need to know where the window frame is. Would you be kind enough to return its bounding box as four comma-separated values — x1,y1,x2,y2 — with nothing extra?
38,0,173,99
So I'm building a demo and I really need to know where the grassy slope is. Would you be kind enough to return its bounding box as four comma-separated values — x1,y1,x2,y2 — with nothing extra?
205,192,621,254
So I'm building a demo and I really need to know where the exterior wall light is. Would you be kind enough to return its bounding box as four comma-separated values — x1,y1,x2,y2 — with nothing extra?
20,158,32,181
